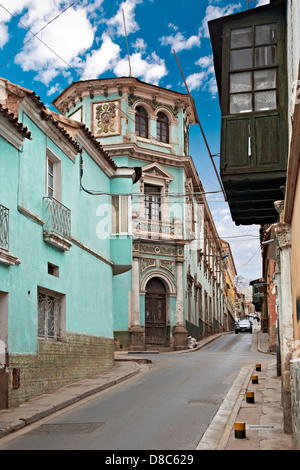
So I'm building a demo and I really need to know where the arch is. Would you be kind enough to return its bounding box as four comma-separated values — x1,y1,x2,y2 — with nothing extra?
146,277,166,293
140,269,176,295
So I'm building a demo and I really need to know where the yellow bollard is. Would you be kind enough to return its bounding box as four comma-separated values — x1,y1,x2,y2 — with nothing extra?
234,422,246,439
252,375,258,384
246,391,255,403
256,364,261,371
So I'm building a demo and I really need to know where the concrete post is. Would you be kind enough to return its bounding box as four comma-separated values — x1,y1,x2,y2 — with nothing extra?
130,257,145,350
275,204,293,433
174,260,188,350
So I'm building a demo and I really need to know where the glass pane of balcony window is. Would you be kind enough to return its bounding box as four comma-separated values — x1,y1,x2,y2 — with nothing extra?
255,24,277,45
120,196,129,232
230,48,252,70
230,72,252,93
254,69,276,90
254,90,277,111
255,45,276,67
230,93,252,114
231,27,252,48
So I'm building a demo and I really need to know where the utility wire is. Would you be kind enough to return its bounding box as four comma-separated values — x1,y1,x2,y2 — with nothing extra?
0,1,80,69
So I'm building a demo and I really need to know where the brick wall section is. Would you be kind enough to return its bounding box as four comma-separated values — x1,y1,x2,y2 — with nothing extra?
7,332,114,408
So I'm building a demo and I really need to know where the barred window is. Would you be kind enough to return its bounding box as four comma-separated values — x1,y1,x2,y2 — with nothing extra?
38,290,63,340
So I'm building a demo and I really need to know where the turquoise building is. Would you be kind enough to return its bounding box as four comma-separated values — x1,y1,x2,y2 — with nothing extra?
53,77,230,351
0,78,136,408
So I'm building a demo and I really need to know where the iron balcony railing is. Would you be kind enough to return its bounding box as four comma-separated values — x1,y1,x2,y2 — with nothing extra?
0,204,9,251
43,197,71,241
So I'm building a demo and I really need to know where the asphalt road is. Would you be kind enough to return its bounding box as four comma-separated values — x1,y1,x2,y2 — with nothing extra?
0,330,264,450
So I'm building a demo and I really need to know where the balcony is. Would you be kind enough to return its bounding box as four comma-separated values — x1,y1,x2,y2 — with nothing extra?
0,204,20,266
43,197,72,251
132,216,183,240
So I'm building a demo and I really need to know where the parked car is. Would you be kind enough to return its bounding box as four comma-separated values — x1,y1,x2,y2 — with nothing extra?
235,319,253,334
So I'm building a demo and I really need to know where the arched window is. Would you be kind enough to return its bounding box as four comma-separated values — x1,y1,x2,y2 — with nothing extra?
135,106,148,138
156,111,169,143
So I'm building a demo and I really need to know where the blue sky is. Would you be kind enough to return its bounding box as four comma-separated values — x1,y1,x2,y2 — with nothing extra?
0,0,270,284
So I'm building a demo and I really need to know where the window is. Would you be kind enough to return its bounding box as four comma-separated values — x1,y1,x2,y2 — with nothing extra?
229,23,277,114
144,184,161,221
38,289,64,340
111,195,130,234
156,112,169,143
135,106,148,138
47,159,54,197
45,149,62,200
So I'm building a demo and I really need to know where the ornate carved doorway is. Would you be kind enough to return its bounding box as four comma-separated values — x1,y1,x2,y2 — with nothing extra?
145,277,166,345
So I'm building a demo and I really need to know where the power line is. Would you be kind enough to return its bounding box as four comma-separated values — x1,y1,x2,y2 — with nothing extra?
0,1,80,69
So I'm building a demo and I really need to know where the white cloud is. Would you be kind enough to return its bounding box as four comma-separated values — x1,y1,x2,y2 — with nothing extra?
82,33,120,80
114,51,167,85
186,72,206,92
106,0,142,36
255,0,270,6
160,31,200,53
132,38,147,52
185,54,217,96
199,3,242,38
211,205,261,279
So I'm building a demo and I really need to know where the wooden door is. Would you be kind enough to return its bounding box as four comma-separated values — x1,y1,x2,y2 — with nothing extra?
145,278,166,345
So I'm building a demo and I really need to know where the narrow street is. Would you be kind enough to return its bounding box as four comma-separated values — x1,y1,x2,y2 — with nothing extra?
0,326,268,451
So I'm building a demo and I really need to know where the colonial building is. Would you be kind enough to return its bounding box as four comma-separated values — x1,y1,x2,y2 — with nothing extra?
0,78,136,408
53,76,235,351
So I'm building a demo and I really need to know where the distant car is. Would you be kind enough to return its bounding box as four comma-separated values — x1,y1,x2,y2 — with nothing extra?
235,319,253,334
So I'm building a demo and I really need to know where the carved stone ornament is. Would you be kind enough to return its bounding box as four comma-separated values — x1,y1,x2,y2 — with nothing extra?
93,101,120,137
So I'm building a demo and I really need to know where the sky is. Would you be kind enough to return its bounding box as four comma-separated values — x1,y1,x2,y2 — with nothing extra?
0,0,270,285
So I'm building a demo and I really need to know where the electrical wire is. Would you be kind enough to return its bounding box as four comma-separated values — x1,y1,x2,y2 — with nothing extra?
0,1,80,69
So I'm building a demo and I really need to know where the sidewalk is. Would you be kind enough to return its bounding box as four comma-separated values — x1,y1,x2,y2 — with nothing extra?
0,330,295,450
197,330,295,451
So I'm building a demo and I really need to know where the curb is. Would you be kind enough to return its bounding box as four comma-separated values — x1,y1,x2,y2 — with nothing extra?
196,365,253,450
0,362,142,439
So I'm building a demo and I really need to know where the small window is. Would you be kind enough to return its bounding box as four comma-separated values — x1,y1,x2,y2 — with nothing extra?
255,24,277,45
38,290,63,340
230,48,252,70
156,112,169,143
111,195,130,234
135,106,148,138
231,27,252,48
45,150,62,201
47,159,54,197
48,262,59,277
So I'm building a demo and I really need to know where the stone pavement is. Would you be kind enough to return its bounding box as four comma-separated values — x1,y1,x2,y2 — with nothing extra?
0,329,295,450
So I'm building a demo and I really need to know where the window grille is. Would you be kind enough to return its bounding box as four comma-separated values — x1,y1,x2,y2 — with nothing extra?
0,204,9,251
38,291,62,340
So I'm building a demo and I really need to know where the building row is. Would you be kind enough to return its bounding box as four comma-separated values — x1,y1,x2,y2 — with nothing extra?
209,0,300,448
0,74,237,408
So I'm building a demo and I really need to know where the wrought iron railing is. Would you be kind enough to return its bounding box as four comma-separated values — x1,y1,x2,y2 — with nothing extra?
43,197,71,240
0,204,9,250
